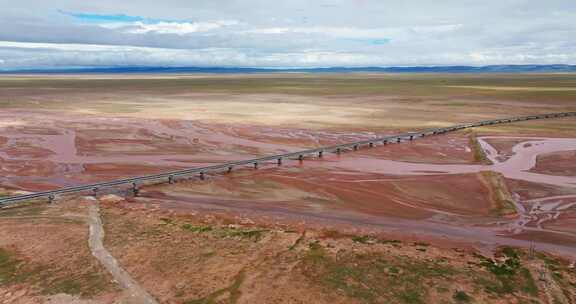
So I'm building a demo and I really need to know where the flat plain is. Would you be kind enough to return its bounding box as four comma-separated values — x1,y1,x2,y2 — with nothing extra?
1,73,575,304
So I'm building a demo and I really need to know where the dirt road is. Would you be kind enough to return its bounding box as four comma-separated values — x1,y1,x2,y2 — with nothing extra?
87,198,159,304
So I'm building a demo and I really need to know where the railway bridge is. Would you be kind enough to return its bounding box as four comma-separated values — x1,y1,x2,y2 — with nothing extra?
1,112,575,207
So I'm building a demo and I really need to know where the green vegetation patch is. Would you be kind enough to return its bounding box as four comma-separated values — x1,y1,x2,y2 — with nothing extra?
452,290,472,303
0,248,21,285
0,247,116,297
351,235,402,246
180,223,268,242
475,247,538,296
0,204,47,218
535,252,576,300
301,242,457,304
182,223,213,233
218,228,268,241
468,131,492,165
480,171,517,217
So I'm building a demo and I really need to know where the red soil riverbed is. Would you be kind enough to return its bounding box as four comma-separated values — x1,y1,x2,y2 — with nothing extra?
140,133,576,255
1,110,575,256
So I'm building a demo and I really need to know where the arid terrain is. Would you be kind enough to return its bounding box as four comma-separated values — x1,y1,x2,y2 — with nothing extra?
1,73,575,303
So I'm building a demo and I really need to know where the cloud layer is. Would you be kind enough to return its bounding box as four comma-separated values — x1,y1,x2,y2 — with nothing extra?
0,0,575,69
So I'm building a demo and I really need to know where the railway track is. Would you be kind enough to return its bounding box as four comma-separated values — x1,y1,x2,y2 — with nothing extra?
1,111,575,207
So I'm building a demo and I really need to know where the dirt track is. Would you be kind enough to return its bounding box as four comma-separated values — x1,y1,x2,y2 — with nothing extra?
87,198,158,304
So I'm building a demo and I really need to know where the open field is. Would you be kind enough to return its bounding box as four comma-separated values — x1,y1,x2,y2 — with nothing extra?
0,73,575,303
0,200,119,303
1,73,576,130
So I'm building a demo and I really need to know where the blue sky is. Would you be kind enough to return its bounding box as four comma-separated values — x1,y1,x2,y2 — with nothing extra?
59,10,188,24
0,0,575,69
61,11,153,23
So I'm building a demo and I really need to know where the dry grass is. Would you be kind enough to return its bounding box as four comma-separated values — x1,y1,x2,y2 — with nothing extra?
0,200,119,302
100,204,576,304
468,131,493,164
479,171,517,217
1,73,576,131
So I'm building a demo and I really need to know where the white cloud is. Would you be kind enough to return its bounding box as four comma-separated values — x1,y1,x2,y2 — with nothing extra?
0,0,574,68
244,24,463,39
3,40,575,69
104,20,240,35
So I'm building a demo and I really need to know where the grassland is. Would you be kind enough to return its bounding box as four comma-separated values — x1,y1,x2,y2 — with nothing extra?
100,203,576,304
1,73,576,132
0,200,119,302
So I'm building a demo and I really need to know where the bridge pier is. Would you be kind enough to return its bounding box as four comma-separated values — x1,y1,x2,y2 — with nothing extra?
254,162,259,169
277,158,282,165
168,175,175,184
336,148,341,154
409,135,414,140
369,142,374,148
48,195,55,204
318,151,323,158
92,187,99,198
353,145,358,151
298,154,304,161
383,140,387,145
397,138,401,143
132,182,139,197
228,166,233,173
199,172,205,180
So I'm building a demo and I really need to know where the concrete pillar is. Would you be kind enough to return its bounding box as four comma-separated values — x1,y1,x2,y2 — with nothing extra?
369,142,374,148
353,145,358,151
397,138,401,143
132,182,139,197
228,166,233,173
383,140,387,145
336,148,341,154
409,135,414,140
318,151,323,158
277,158,282,165
298,154,304,161
92,187,99,198
199,171,205,180
168,175,175,184
48,195,55,204
254,162,259,169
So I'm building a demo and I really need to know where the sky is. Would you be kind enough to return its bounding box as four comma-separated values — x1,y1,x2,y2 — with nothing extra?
0,0,575,69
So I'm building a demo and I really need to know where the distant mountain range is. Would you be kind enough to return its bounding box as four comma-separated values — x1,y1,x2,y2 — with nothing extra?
2,65,576,74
